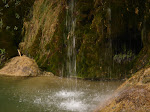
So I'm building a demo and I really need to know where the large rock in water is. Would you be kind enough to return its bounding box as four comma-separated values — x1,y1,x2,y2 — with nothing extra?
0,55,41,76
95,66,150,112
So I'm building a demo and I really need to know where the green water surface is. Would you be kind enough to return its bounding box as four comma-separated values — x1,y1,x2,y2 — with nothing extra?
0,76,123,112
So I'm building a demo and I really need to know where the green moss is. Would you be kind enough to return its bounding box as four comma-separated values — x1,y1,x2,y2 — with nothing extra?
28,27,42,57
39,0,50,18
46,8,66,75
45,43,51,51
51,1,58,9
75,0,148,79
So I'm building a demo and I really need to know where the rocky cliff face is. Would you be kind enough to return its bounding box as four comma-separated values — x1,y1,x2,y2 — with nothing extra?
21,0,150,79
20,0,66,75
75,0,150,79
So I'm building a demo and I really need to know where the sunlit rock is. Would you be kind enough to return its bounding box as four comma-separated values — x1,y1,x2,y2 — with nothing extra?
0,55,41,76
95,66,150,112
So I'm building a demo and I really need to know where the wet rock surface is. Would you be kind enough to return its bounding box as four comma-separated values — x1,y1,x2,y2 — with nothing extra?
95,66,150,112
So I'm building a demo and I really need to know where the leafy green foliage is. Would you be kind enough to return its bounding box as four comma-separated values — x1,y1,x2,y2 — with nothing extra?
113,51,135,64
0,0,35,59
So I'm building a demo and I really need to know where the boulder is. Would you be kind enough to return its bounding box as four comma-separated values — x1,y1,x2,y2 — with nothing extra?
95,66,150,112
0,55,41,76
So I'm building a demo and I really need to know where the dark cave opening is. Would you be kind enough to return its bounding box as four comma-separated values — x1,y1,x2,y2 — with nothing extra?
112,28,143,56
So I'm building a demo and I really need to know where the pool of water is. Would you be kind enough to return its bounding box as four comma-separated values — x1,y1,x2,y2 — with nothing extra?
0,76,123,112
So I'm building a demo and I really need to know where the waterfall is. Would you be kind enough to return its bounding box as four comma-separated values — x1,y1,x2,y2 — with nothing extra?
65,0,76,76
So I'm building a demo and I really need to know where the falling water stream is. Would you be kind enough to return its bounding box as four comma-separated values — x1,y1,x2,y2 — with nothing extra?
66,0,76,76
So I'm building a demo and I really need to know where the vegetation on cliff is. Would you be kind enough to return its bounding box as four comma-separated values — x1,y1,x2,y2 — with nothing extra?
0,0,149,79
0,1,149,112
75,0,149,79
20,0,150,79
20,0,67,76
0,0,35,66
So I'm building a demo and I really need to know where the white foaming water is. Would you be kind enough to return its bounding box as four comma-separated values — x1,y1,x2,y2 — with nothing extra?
29,88,116,112
55,90,83,98
60,100,87,112
34,98,42,104
56,90,86,111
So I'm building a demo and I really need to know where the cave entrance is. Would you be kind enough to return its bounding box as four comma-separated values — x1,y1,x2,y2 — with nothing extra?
112,28,143,55
112,28,143,63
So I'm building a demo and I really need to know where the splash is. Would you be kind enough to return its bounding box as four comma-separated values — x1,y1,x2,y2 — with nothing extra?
60,100,87,112
55,90,84,98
